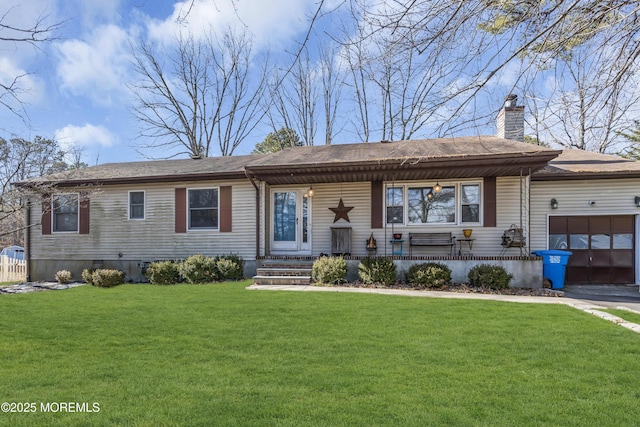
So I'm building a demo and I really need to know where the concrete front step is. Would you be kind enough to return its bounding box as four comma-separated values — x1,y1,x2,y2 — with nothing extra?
253,275,312,286
256,268,312,277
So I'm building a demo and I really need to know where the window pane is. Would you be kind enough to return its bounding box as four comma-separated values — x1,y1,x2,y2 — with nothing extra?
129,191,144,219
386,187,403,224
386,207,403,224
130,191,144,204
549,234,567,250
461,185,479,204
569,234,588,249
189,189,218,209
189,209,217,229
591,234,610,249
461,184,480,223
462,205,479,223
386,187,403,206
188,189,218,229
408,186,455,224
613,233,633,249
53,194,79,232
274,192,296,241
130,205,144,219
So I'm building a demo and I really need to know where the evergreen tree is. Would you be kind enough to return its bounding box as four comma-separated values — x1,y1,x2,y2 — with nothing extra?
252,128,303,154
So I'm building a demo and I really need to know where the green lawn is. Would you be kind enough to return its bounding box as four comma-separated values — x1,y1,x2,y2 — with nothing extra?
602,308,640,326
1,282,639,426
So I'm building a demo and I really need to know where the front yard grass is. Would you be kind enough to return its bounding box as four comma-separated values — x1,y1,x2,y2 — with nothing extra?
602,308,640,325
1,281,639,426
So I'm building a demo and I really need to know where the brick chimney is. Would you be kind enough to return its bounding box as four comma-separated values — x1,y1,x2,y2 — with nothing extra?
496,94,524,142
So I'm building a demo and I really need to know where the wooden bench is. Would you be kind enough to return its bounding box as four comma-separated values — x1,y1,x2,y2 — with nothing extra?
409,232,456,256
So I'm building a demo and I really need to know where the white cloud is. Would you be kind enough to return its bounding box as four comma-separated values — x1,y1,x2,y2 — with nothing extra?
146,0,315,50
54,24,132,104
54,123,116,150
71,0,123,29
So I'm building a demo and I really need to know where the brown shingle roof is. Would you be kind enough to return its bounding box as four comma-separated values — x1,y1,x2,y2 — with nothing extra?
20,154,260,186
17,136,562,187
533,149,640,180
245,136,562,184
248,136,557,166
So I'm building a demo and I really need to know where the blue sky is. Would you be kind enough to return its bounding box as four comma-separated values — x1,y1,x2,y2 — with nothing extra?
4,1,637,165
0,0,329,165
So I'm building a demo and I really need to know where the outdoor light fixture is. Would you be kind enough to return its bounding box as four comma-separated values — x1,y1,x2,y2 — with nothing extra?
433,182,442,194
635,196,640,207
427,191,434,200
304,187,315,198
550,198,558,209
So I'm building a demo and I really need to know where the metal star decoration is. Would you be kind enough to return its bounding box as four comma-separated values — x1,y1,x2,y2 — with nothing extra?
329,198,354,223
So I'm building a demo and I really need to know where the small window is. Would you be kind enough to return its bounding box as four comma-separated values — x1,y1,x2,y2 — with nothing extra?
386,187,403,224
613,233,633,250
129,191,145,220
569,234,588,249
461,184,480,223
188,188,218,229
52,194,79,232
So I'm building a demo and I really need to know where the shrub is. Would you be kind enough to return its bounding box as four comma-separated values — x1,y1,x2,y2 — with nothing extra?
179,254,219,284
215,254,244,280
146,261,180,285
406,262,452,288
91,269,125,288
82,268,95,285
55,270,72,284
358,257,396,287
467,264,513,289
312,256,347,285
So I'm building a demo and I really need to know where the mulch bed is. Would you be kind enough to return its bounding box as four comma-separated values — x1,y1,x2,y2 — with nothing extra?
331,282,563,297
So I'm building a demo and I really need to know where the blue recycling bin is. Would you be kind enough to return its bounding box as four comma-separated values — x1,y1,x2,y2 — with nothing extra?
532,250,572,289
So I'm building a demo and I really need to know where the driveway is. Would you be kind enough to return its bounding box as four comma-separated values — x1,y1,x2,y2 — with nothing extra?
563,284,640,312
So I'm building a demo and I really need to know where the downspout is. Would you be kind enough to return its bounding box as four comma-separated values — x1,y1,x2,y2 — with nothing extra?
24,197,31,282
245,170,260,258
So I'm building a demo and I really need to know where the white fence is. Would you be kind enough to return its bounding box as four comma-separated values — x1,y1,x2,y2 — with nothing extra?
0,255,26,283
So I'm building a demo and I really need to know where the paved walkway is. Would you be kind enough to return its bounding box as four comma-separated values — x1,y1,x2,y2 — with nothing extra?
247,284,640,334
0,282,85,294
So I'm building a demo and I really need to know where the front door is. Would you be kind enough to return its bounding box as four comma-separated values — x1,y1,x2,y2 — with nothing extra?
271,189,311,254
549,215,635,284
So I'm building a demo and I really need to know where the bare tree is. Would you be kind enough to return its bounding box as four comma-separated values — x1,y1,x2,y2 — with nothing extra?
268,48,318,146
337,0,640,152
319,43,343,145
131,28,270,158
0,6,64,122
526,40,640,153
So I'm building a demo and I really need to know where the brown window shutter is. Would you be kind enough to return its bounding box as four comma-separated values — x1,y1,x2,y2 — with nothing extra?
41,195,51,235
220,186,232,232
175,188,186,233
79,193,90,234
371,181,383,229
484,177,496,227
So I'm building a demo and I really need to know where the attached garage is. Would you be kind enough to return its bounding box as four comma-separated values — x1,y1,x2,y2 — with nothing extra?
531,149,640,286
548,215,635,285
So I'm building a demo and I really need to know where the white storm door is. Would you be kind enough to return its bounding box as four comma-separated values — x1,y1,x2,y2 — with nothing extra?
272,190,311,253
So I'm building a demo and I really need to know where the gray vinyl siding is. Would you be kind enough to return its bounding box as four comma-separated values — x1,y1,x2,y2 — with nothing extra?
30,179,256,261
